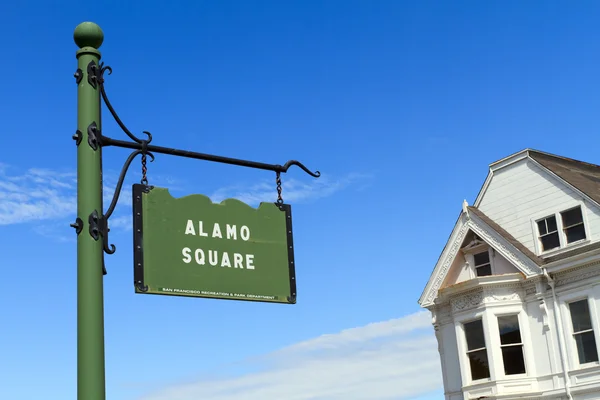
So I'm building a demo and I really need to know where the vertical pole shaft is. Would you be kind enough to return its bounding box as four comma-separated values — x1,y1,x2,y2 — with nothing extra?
74,22,106,400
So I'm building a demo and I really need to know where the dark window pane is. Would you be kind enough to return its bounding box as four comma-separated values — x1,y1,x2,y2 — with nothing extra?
476,265,492,277
498,315,522,345
547,216,558,232
468,349,491,380
565,224,586,243
575,331,599,364
464,320,486,351
474,251,490,266
537,220,547,235
562,207,583,227
570,300,593,332
541,232,560,251
501,345,526,375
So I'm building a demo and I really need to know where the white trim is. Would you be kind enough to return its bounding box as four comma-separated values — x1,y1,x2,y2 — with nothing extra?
489,149,531,170
469,212,540,276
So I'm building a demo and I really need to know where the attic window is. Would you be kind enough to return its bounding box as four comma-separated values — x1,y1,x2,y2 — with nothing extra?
537,216,559,251
562,207,586,243
474,251,492,277
536,206,587,253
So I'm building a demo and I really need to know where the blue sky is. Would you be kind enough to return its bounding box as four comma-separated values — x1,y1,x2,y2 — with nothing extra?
2,1,600,399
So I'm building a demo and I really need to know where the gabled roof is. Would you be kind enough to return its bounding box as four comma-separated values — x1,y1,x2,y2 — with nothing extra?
418,206,542,308
528,150,600,206
476,148,600,208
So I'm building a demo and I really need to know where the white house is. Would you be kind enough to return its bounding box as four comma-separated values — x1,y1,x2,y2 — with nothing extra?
419,149,600,400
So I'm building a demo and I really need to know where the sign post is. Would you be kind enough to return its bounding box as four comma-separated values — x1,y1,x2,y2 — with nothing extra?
72,21,319,400
73,22,106,400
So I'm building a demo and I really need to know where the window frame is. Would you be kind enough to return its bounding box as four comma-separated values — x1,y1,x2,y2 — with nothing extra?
462,246,495,279
560,291,600,369
455,310,495,386
536,214,561,252
530,202,590,256
473,250,493,277
462,317,492,382
496,313,527,377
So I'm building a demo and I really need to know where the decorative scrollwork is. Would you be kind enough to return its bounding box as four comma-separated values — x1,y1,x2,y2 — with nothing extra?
88,62,320,265
95,62,153,145
101,150,155,256
281,160,321,178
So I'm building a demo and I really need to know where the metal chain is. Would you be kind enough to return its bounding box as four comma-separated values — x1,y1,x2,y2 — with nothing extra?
141,144,148,185
276,171,283,204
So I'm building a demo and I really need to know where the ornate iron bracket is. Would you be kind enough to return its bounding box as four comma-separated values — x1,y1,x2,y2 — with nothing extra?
87,122,100,150
87,61,319,267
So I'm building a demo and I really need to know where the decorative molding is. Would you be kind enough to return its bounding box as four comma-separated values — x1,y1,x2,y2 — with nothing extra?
450,286,525,313
422,210,544,307
451,290,484,312
556,268,600,287
486,288,522,302
468,217,540,276
525,286,537,295
554,261,600,287
424,222,470,305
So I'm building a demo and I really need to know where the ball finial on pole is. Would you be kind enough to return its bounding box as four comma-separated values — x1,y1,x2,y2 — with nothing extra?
74,22,104,49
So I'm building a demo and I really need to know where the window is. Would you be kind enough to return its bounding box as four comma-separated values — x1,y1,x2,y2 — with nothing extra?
536,206,587,253
569,299,599,364
464,319,490,380
537,215,559,251
498,315,526,375
561,207,586,244
474,251,492,277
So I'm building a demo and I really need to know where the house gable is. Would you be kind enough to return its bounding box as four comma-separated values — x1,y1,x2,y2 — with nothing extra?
419,206,541,308
474,151,600,258
441,230,522,288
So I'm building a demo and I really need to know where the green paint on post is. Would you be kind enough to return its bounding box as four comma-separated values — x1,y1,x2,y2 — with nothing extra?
74,22,106,400
133,185,297,304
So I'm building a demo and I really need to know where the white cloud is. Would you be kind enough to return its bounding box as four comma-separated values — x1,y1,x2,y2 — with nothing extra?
0,165,148,228
137,311,442,400
0,167,77,225
209,173,372,205
0,165,370,240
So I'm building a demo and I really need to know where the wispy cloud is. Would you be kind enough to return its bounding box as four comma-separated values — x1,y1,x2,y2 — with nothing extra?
210,173,372,205
0,165,135,230
137,311,442,400
0,165,370,240
0,167,77,225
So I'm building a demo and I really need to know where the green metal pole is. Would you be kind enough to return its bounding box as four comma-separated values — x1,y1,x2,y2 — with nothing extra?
74,22,106,400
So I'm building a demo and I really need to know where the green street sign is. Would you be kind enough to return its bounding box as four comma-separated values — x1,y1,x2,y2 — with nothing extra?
132,184,297,304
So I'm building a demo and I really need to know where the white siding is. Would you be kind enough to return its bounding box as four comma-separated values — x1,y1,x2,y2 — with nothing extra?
442,254,469,288
524,300,555,377
492,251,520,275
478,159,600,253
